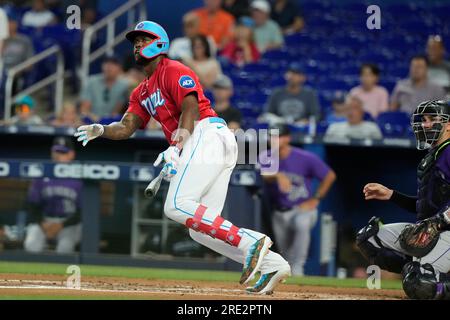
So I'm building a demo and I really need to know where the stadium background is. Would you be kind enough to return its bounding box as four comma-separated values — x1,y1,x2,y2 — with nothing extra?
0,0,448,299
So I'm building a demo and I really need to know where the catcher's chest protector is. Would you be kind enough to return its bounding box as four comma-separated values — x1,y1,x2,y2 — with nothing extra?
417,140,450,221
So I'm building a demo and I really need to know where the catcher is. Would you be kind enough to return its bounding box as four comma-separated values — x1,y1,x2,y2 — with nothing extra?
357,100,450,300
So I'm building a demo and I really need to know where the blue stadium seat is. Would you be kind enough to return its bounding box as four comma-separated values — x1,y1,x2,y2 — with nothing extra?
317,79,347,92
376,111,411,137
268,76,286,88
246,92,270,106
317,121,330,134
339,64,360,76
262,49,291,61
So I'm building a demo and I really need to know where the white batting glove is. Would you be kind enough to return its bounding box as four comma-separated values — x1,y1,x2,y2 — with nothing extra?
153,145,180,180
74,124,104,147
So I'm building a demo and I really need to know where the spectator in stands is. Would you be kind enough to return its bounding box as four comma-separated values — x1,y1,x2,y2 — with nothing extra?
0,7,8,53
79,55,129,121
182,35,222,90
426,35,450,90
212,74,242,130
2,12,34,80
192,0,235,50
222,0,250,19
50,103,84,128
220,20,260,67
271,0,304,35
21,0,57,28
391,55,446,114
6,95,43,126
264,62,320,124
325,96,383,140
168,12,216,61
259,123,336,275
24,137,82,254
326,91,348,124
349,63,389,119
250,0,284,53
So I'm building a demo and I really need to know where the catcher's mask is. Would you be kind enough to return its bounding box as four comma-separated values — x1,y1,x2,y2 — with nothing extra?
411,100,450,150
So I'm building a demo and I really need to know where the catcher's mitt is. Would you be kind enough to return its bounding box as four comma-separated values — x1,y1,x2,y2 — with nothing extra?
399,219,441,258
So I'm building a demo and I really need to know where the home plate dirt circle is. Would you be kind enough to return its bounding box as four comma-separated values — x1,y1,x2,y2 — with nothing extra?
0,274,405,299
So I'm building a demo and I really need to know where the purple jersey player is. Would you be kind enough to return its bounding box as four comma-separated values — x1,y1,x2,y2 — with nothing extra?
259,124,336,275
24,137,82,254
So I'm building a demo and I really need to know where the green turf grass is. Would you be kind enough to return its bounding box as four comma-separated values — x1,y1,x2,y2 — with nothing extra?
0,261,402,290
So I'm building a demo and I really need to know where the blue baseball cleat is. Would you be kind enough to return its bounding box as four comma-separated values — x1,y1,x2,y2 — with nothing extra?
239,236,273,285
246,264,291,295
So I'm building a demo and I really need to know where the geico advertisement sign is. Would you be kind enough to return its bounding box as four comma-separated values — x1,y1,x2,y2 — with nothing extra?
0,162,9,177
54,164,120,180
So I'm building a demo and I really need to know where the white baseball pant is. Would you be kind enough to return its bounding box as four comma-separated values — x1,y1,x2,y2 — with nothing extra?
24,218,81,254
163,117,287,273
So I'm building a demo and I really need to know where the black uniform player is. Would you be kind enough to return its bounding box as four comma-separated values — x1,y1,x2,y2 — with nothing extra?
357,100,450,299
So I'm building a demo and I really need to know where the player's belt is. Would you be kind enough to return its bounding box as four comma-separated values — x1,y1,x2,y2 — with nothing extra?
275,206,293,212
208,117,227,126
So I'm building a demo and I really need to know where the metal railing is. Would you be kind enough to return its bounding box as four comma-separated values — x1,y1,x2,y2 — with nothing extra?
81,0,146,89
4,45,64,121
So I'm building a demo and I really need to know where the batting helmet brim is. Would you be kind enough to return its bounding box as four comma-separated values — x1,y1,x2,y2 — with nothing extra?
125,30,158,43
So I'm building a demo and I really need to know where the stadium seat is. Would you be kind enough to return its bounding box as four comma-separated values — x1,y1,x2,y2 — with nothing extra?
262,49,291,61
376,111,411,137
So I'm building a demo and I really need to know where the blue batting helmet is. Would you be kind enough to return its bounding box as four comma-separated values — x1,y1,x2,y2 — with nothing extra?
125,21,170,59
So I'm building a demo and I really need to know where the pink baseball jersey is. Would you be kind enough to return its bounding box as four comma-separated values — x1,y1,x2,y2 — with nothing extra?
126,57,217,144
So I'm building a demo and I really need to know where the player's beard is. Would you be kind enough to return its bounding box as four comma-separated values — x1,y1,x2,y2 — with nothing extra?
135,55,151,66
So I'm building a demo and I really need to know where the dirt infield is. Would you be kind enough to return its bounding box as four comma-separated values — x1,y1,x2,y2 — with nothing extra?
0,273,405,299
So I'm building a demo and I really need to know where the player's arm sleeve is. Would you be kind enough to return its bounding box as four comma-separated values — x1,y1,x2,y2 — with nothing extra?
164,66,202,108
309,154,332,180
25,180,44,224
64,183,82,228
389,190,417,213
25,203,44,224
62,210,81,228
125,87,151,129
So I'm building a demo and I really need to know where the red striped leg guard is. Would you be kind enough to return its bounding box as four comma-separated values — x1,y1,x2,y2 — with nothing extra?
185,205,242,247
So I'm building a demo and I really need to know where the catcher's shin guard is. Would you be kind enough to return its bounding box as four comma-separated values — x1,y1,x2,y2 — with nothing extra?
402,262,450,300
356,217,411,273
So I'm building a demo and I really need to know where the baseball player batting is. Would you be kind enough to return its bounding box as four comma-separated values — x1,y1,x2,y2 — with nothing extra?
74,21,290,294
357,100,450,300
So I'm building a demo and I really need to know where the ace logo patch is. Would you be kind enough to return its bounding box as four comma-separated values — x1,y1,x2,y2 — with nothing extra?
179,75,196,89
